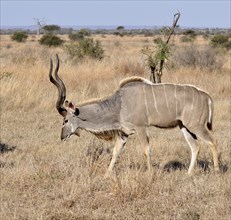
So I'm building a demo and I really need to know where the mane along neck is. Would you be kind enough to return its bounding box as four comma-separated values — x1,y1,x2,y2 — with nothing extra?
119,77,154,88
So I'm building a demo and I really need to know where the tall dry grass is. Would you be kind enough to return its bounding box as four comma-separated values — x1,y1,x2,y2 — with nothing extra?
0,34,230,220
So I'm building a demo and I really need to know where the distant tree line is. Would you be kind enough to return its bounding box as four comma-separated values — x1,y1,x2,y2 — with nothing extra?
10,24,231,50
1,25,230,36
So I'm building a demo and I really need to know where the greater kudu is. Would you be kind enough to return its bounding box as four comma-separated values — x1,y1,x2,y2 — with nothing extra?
49,55,219,176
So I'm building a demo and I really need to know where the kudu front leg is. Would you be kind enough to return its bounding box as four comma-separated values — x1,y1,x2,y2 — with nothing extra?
105,133,128,177
136,127,152,172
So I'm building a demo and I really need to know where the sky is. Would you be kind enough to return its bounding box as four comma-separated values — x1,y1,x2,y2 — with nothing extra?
1,0,230,28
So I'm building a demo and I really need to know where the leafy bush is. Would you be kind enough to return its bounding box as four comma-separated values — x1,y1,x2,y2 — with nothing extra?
39,34,64,47
211,34,230,49
153,37,163,44
170,45,223,70
65,38,104,61
11,31,28,42
180,30,197,43
183,29,197,38
43,25,60,33
141,40,170,69
223,41,231,50
69,29,91,41
211,35,229,45
79,29,91,36
69,32,84,41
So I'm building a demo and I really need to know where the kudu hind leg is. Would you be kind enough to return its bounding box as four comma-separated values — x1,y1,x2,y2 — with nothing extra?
181,127,200,174
194,127,219,173
136,127,151,171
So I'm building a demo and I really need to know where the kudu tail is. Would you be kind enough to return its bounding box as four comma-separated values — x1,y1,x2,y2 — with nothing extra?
207,97,213,131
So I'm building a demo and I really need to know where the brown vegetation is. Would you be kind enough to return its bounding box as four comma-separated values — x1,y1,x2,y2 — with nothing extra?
0,34,230,219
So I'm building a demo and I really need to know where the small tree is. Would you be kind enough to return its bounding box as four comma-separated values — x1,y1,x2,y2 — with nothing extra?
40,24,63,47
34,17,46,36
11,31,28,42
43,25,60,34
117,26,125,31
142,12,180,83
114,26,125,37
142,39,170,82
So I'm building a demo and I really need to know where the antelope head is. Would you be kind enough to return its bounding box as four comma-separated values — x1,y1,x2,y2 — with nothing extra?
49,54,80,140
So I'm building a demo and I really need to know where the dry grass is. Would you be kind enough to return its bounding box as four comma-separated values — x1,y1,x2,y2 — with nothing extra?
0,34,230,220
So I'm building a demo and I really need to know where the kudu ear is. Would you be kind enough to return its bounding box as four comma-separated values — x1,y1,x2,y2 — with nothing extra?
65,100,79,116
65,100,75,111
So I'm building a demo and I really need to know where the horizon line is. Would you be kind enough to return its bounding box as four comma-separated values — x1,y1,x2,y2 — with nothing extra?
1,24,230,30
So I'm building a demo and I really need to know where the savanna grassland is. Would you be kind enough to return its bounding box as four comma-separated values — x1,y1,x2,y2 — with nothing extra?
0,34,230,220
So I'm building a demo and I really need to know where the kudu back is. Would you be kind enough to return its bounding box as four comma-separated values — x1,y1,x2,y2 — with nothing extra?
49,55,219,176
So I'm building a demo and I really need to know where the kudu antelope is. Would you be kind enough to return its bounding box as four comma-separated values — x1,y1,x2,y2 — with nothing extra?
49,55,219,176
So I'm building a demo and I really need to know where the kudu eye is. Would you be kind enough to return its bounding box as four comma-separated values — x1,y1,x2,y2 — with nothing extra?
65,120,68,123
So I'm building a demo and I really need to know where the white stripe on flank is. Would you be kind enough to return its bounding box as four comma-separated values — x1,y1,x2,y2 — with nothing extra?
182,86,186,121
208,98,212,124
197,92,203,120
143,85,150,124
183,86,186,107
190,87,194,114
151,86,160,115
164,85,171,114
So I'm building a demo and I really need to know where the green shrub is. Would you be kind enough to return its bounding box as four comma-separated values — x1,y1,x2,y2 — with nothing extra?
65,38,104,61
211,34,230,49
153,37,163,44
79,29,91,37
141,40,170,70
39,34,64,47
223,41,231,50
211,34,229,45
43,25,60,34
69,29,91,41
182,29,197,38
11,31,28,42
68,33,84,41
